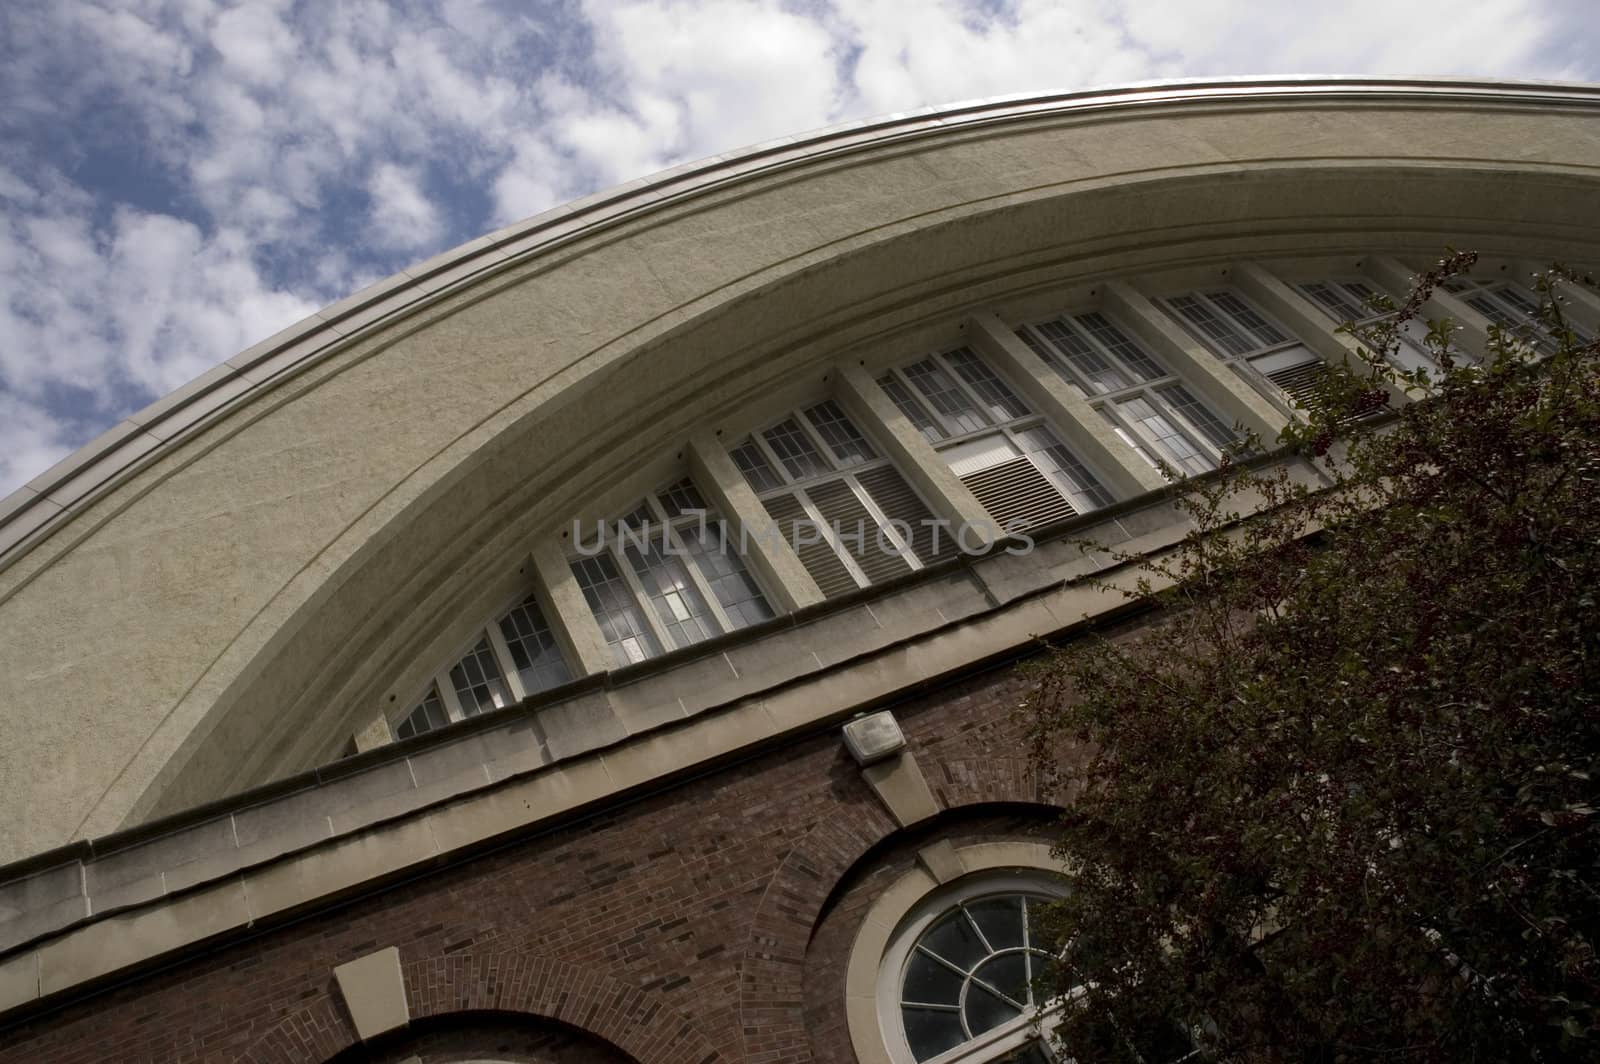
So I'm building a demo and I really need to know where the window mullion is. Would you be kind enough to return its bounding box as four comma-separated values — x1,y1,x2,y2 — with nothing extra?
846,474,923,571
484,621,528,703
795,406,846,472
668,521,737,634
434,666,468,723
897,365,965,440
936,350,1003,426
611,540,677,654
796,488,871,589
751,431,798,486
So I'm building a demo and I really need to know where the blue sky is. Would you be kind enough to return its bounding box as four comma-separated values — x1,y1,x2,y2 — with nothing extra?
2,0,1597,496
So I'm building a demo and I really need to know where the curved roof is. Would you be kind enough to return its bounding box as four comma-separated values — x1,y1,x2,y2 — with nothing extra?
0,76,1597,866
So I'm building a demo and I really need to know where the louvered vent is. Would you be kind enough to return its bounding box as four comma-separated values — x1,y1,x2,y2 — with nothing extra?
762,494,859,599
855,465,956,565
961,456,1076,530
807,479,914,586
1265,360,1329,411
1266,360,1384,421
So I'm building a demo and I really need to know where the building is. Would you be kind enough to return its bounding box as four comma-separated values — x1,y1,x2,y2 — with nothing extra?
0,77,1597,1063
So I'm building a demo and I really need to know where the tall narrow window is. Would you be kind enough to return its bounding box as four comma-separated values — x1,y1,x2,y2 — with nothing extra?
1164,289,1329,419
570,477,775,666
880,347,1113,530
1018,311,1239,480
498,595,571,696
572,553,661,667
731,401,954,599
1300,278,1437,378
1443,276,1589,354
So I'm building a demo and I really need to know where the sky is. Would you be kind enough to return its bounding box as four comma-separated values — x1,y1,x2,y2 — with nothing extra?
1,0,1597,497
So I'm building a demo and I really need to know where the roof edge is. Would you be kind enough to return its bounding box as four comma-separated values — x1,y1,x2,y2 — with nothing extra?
2,76,1596,568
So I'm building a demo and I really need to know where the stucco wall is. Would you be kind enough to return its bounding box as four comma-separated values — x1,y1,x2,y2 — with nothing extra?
0,81,1597,864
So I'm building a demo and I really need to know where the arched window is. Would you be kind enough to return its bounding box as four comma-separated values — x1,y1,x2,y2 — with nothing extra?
877,870,1070,1064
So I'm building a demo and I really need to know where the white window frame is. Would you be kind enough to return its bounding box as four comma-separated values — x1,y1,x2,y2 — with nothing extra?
1442,276,1589,354
392,616,527,740
569,476,777,667
877,870,1073,1064
734,400,938,591
1162,288,1330,422
1298,277,1439,379
1015,310,1238,479
880,347,1116,511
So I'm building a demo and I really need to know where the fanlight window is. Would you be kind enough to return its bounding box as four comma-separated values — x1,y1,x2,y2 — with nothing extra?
394,593,572,741
899,892,1057,1063
878,348,1113,530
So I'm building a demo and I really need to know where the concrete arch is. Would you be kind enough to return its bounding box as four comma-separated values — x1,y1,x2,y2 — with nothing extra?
0,80,1596,863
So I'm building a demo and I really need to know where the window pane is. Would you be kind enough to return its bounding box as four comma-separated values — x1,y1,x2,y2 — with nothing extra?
803,399,876,466
1118,395,1215,477
624,538,721,650
905,358,989,434
1161,384,1238,450
571,554,661,667
1208,290,1287,347
1012,425,1113,512
656,477,707,518
1032,319,1129,394
448,638,512,717
497,595,571,695
903,951,964,1006
945,347,1031,421
964,981,1023,1035
730,438,785,493
902,1007,967,1062
920,908,988,970
973,951,1030,1007
1170,294,1255,358
1074,311,1165,381
395,687,448,740
763,418,831,480
966,895,1026,951
679,523,774,630
879,373,948,442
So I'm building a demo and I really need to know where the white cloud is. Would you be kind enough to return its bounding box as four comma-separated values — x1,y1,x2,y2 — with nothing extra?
367,163,444,251
210,1,301,84
0,0,1594,497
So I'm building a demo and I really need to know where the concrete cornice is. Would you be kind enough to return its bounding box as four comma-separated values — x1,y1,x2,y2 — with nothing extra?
2,76,1596,569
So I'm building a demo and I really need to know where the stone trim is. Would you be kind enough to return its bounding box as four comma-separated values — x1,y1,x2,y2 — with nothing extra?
334,946,410,1041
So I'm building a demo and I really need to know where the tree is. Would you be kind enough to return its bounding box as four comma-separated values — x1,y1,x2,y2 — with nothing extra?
1021,253,1600,1063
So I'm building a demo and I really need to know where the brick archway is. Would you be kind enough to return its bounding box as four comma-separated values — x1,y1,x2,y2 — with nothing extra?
238,952,722,1064
736,784,1056,1064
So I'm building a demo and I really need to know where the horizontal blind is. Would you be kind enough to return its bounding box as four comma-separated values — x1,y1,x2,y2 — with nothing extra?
807,478,913,586
960,456,1077,530
855,464,957,565
762,492,858,599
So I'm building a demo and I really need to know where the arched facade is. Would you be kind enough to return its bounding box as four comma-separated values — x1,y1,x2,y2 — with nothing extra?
0,77,1597,1061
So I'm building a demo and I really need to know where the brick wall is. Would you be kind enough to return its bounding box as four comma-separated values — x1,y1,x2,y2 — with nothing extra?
0,662,1055,1064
